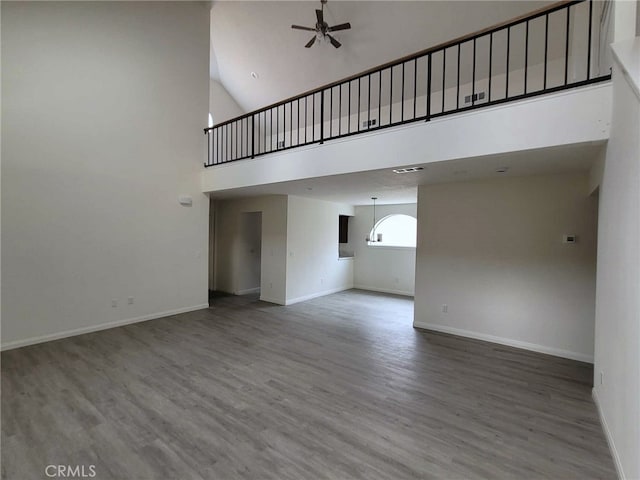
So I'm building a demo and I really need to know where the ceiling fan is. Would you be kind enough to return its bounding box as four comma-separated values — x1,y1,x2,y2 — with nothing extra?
291,0,351,49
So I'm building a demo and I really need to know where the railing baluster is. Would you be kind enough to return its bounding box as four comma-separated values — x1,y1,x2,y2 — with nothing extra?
206,130,210,167
368,74,371,128
305,96,308,143
506,26,511,98
488,34,493,102
427,53,432,121
330,87,333,138
320,91,324,144
472,38,476,105
456,44,460,110
251,115,255,158
587,0,596,80
358,77,361,131
297,98,301,145
524,20,529,94
564,5,570,85
544,14,548,90
378,71,382,127
442,50,446,113
413,59,417,119
339,84,342,135
401,62,405,121
348,81,351,133
390,67,393,125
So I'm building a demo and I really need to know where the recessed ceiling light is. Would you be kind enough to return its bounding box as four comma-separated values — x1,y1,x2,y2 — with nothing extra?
250,71,259,79
496,166,509,173
392,166,424,174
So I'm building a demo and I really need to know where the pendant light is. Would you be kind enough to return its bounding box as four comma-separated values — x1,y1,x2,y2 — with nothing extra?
367,197,379,242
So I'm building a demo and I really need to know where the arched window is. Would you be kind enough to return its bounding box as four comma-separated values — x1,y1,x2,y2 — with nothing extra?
208,113,214,128
368,214,417,247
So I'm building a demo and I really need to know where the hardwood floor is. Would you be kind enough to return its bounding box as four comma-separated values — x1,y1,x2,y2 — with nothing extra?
1,290,615,479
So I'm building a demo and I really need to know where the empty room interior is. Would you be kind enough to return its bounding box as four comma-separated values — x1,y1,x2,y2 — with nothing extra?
2,1,639,479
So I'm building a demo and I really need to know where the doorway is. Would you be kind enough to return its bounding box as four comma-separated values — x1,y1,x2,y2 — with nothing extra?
236,211,262,296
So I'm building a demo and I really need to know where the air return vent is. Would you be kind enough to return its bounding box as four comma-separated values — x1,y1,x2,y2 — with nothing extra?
392,166,424,174
464,92,485,104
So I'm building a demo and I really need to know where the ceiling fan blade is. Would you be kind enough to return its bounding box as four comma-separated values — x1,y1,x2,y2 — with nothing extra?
328,22,351,32
315,9,324,26
292,25,316,32
305,36,317,48
327,34,341,48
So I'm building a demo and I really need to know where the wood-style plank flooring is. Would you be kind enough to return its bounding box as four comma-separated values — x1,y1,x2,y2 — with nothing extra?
1,290,615,479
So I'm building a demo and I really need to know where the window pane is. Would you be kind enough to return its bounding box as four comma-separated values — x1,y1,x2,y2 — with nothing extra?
369,214,416,247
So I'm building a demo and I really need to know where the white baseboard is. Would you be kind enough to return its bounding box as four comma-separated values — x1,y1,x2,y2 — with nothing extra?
0,304,210,351
285,286,352,305
413,321,594,363
236,287,260,295
353,284,414,297
592,389,626,480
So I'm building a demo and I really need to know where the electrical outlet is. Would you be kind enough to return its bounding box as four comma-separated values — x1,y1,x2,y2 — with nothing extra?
111,299,118,308
128,296,134,305
277,140,285,149
442,304,448,313
361,119,377,128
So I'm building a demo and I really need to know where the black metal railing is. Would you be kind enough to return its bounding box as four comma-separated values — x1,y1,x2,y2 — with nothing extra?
204,0,611,167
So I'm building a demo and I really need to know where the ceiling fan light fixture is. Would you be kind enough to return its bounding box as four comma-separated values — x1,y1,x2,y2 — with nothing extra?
291,0,351,49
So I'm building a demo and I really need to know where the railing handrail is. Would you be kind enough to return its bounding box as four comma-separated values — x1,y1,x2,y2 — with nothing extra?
204,0,580,132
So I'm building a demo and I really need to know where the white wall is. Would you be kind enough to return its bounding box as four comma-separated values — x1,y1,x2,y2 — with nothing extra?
214,196,288,304
352,204,416,296
613,0,638,42
593,40,640,480
209,79,244,125
414,172,598,363
286,196,354,304
1,2,210,349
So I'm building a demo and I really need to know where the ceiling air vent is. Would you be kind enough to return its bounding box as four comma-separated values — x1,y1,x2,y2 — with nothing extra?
393,166,424,174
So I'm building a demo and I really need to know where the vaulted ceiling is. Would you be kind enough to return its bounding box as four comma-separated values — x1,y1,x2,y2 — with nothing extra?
210,0,552,113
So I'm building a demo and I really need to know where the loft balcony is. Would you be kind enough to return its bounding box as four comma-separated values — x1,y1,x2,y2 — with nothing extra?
202,0,612,193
